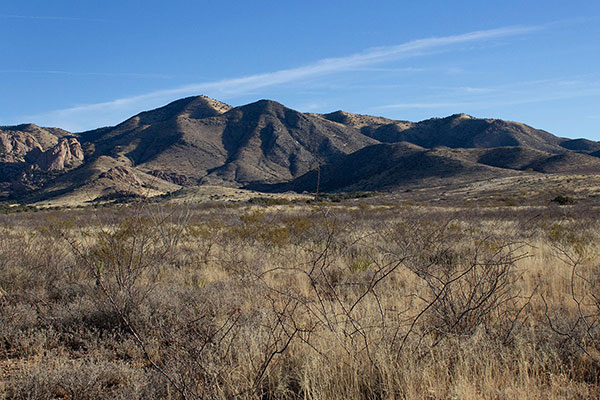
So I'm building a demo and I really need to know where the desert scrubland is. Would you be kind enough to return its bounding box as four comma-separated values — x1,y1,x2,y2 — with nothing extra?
0,197,599,399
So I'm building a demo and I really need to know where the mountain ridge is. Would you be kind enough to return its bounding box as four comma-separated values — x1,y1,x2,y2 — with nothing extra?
1,95,599,203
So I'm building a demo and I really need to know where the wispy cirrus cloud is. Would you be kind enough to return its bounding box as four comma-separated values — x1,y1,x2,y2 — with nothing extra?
0,14,110,22
375,76,600,111
376,92,600,112
21,25,541,131
0,69,171,79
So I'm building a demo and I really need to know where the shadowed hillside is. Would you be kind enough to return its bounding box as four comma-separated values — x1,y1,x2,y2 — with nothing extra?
250,143,517,193
327,112,565,152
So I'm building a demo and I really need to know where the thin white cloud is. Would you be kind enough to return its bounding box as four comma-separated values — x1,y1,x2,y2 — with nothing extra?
21,25,540,131
293,102,330,112
0,69,171,79
376,82,600,111
378,102,469,109
424,85,496,94
347,67,430,73
0,14,110,22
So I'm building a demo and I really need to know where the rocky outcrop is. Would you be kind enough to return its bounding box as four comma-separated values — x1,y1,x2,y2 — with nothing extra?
148,170,193,186
0,131,44,163
0,128,84,198
0,126,84,171
99,166,142,187
36,138,84,171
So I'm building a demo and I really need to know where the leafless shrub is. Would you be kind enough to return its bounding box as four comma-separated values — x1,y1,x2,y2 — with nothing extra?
543,220,600,380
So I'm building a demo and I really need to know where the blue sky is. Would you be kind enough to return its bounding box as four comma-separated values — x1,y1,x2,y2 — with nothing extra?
1,1,599,140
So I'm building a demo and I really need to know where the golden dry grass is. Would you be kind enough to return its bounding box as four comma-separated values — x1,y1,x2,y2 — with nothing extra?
0,199,598,399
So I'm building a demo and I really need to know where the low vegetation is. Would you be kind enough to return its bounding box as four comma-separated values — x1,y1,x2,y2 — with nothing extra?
0,197,599,399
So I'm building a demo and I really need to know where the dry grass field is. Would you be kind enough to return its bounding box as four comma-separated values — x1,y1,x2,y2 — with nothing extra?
1,187,599,399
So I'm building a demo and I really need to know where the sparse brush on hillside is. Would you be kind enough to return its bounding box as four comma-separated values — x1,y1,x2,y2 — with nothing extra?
0,200,599,399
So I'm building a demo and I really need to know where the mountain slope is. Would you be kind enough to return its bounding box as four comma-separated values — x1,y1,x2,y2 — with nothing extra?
80,95,232,163
1,95,599,203
79,97,378,187
560,138,600,153
326,112,565,153
256,143,600,193
249,143,517,193
199,100,378,185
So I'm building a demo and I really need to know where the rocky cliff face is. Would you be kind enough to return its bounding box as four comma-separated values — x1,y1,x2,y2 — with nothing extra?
0,126,85,199
0,124,84,171
36,138,84,171
0,131,44,163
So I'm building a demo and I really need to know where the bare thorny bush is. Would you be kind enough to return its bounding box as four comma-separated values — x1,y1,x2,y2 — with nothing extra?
1,203,599,399
243,209,536,397
543,219,600,377
393,219,532,348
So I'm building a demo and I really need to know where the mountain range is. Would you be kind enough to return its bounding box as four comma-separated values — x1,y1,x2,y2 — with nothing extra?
1,95,599,203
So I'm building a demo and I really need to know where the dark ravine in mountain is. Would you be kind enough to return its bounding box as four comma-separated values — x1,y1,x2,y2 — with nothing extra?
1,95,599,202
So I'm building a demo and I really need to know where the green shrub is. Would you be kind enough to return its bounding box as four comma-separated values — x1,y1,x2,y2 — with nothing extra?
551,195,575,205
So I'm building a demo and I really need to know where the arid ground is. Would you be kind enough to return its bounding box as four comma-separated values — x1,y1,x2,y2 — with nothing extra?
1,176,599,399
